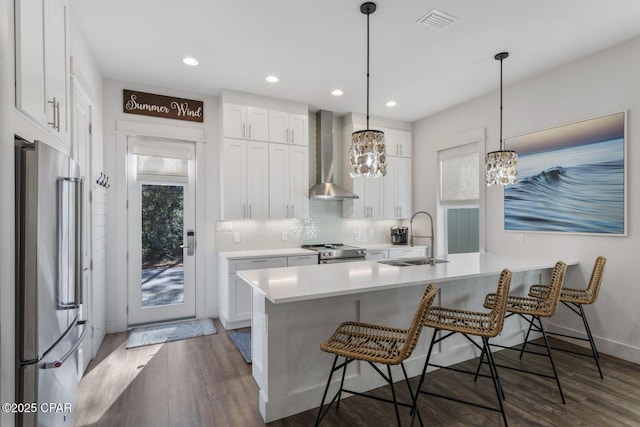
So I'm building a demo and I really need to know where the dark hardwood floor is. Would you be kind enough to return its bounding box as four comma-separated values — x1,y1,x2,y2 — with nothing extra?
75,319,640,426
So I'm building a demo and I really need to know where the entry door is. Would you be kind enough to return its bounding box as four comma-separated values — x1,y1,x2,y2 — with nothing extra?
127,139,196,325
71,82,93,375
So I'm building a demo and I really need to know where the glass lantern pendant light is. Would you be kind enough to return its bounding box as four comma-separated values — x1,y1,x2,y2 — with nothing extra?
485,52,517,186
349,2,387,178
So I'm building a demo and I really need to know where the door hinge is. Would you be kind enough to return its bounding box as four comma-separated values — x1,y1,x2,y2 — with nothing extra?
90,259,93,270
126,200,129,209
126,253,129,262
88,123,92,135
89,191,92,203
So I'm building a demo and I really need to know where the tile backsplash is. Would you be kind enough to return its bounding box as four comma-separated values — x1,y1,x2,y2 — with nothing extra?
216,200,401,251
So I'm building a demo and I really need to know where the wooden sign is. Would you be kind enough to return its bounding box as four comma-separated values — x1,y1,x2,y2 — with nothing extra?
123,90,204,122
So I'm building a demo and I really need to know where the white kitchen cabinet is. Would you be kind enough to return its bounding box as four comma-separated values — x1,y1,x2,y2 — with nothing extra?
15,0,69,144
269,144,309,219
384,128,411,158
365,250,388,261
219,256,287,330
221,139,269,219
223,103,269,141
388,247,427,259
383,156,412,219
269,110,308,145
344,175,383,219
287,254,318,266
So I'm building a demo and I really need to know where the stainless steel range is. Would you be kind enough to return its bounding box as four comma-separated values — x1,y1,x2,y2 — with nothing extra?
302,243,367,264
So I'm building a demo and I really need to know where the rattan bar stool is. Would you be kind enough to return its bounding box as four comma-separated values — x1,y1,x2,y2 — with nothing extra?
314,283,437,427
525,256,607,378
481,261,568,404
410,269,513,427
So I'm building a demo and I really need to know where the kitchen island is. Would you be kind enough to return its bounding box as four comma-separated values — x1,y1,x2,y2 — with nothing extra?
238,252,573,422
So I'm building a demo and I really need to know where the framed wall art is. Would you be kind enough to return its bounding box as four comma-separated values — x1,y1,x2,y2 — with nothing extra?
504,111,626,235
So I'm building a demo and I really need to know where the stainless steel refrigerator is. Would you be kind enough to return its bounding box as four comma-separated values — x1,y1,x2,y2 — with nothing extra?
15,137,89,427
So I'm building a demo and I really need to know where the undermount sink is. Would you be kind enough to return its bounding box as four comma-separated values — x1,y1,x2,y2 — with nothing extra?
377,258,449,267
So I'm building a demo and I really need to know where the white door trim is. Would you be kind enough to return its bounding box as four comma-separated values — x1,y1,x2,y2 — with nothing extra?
113,120,206,332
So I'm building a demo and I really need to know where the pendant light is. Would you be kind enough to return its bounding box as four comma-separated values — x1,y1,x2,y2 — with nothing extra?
485,52,517,186
349,2,387,178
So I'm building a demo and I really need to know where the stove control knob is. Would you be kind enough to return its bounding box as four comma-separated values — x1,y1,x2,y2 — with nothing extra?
357,250,365,255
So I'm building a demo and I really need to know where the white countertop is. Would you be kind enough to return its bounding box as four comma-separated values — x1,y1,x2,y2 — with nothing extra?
237,252,572,304
218,248,317,259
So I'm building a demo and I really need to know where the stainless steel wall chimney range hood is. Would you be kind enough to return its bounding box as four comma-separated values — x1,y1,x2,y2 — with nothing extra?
309,110,359,200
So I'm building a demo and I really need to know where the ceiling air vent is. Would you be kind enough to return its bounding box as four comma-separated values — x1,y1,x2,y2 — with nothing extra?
417,9,458,31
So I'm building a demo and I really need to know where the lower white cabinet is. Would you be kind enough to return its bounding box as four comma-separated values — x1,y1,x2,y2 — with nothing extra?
287,254,318,266
219,256,287,329
365,250,388,261
219,253,318,330
388,247,427,259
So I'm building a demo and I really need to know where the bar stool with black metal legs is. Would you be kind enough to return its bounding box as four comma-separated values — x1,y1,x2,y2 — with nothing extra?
314,283,437,427
526,256,607,378
411,269,513,427
481,261,568,403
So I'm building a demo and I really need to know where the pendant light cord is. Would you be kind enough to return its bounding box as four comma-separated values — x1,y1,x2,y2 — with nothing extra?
499,55,503,151
366,9,370,130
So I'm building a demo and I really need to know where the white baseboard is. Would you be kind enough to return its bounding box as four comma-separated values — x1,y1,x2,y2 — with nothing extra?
547,323,640,364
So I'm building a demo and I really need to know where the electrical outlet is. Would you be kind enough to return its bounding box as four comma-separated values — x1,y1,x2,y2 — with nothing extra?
282,231,288,241
516,234,524,245
233,232,241,243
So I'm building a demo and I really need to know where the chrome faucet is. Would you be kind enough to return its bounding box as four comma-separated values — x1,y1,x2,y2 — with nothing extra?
410,211,435,263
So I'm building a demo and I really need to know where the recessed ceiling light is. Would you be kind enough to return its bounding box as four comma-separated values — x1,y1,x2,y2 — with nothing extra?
331,89,344,96
385,101,397,107
266,75,279,83
182,57,199,66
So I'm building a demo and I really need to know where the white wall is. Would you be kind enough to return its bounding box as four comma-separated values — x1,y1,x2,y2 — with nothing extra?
414,35,640,363
102,79,220,333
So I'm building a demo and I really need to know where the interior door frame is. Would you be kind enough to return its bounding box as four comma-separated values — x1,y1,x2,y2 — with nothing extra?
113,121,206,332
70,76,94,373
126,139,196,325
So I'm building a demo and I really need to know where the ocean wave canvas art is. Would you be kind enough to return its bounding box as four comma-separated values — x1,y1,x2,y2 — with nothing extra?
504,112,626,235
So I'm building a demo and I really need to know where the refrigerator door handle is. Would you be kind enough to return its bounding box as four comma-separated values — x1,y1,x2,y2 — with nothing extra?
75,177,84,306
58,177,84,309
40,320,90,370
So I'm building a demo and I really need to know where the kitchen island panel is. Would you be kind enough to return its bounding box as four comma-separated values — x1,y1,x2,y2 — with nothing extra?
241,254,568,422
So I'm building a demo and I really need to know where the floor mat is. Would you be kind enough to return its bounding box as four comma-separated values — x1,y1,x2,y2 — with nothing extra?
230,329,251,363
126,318,217,349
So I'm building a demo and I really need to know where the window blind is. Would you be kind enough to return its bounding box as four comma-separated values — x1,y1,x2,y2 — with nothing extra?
130,139,193,182
439,142,479,205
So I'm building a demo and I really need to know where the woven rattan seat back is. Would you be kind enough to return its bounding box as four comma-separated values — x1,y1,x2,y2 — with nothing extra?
537,261,567,317
488,269,513,337
401,283,438,360
546,261,567,316
580,256,606,304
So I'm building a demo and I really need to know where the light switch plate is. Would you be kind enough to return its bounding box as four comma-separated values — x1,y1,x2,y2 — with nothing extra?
282,231,288,241
233,232,241,243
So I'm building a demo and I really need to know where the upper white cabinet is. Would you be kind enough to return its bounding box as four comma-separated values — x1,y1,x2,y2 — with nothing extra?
221,99,310,220
221,139,269,220
15,0,70,144
384,128,411,158
223,103,269,141
269,144,309,219
269,110,308,145
383,156,412,219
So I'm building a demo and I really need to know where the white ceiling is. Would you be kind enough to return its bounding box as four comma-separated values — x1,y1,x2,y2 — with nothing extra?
70,0,640,122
